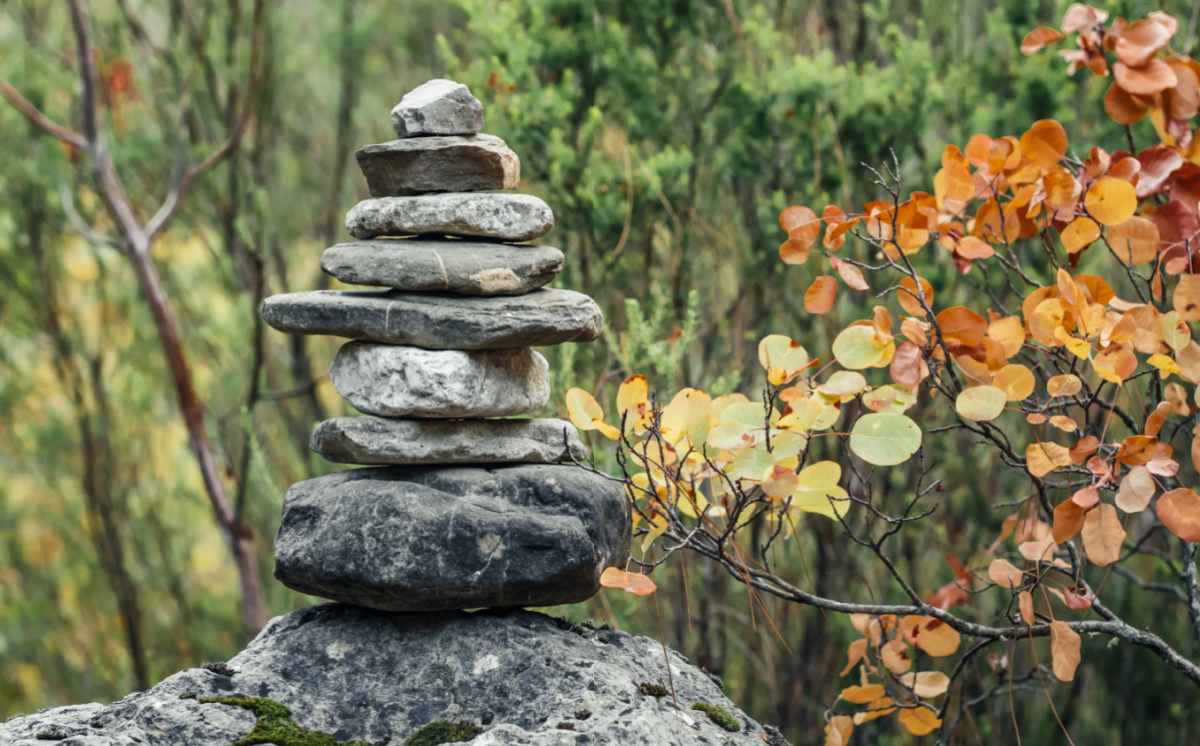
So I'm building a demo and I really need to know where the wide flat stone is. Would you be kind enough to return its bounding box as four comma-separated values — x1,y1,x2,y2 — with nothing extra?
320,239,563,295
273,464,631,611
356,134,519,196
345,193,554,242
0,606,787,745
310,416,587,465
390,78,483,137
260,288,603,349
331,343,549,417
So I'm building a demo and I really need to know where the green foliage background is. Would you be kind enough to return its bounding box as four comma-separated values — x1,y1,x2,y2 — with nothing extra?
1,1,1197,743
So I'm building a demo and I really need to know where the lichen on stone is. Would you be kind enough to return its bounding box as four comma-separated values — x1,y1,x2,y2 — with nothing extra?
637,682,669,698
404,720,483,745
196,695,372,745
693,702,740,732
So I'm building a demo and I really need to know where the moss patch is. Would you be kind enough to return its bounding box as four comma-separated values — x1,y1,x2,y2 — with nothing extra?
197,695,372,746
637,682,669,698
404,721,483,745
693,703,740,732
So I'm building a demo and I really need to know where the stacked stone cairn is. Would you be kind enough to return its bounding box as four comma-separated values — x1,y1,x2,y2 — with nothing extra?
261,79,630,612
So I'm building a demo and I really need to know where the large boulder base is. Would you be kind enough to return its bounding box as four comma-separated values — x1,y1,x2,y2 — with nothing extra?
311,416,588,466
331,343,550,418
356,134,519,197
274,464,630,611
0,605,790,745
321,239,564,295
345,193,554,242
391,78,484,137
261,288,603,349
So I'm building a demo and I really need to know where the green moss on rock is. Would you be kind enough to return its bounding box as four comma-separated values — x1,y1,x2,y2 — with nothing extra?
637,682,669,698
404,720,483,745
197,695,372,746
693,702,740,732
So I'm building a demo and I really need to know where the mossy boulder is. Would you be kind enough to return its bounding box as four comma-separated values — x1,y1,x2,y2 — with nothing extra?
0,605,787,745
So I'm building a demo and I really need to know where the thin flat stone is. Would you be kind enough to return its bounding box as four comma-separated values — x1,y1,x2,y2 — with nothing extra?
273,464,631,611
356,134,519,196
345,193,554,242
310,416,587,465
261,288,602,349
320,239,563,295
390,78,484,137
330,343,549,418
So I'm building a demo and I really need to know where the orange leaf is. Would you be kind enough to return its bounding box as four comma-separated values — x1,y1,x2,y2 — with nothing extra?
987,558,1024,589
898,707,941,736
1050,621,1081,682
1114,59,1178,96
804,275,838,314
1021,26,1064,55
1019,119,1068,171
1052,499,1086,544
1061,216,1101,253
839,684,885,704
1104,83,1150,124
1157,487,1200,541
599,567,657,596
898,275,934,316
831,256,870,291
1107,216,1160,265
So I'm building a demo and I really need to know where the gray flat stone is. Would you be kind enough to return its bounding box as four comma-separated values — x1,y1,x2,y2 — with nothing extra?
0,606,788,745
310,416,587,465
320,239,563,295
356,134,519,196
345,193,554,242
273,464,631,611
331,343,549,417
390,78,484,136
261,288,603,349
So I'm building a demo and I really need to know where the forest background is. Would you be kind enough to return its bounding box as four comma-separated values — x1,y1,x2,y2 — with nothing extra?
1,1,1195,744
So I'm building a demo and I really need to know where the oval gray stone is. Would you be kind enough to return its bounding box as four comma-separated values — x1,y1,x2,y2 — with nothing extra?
356,134,519,196
345,193,554,242
273,464,631,611
390,78,484,137
320,239,563,295
260,288,603,349
331,343,549,417
310,416,588,465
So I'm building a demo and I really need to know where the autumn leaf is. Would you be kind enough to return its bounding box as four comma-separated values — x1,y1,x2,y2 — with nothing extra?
805,275,838,314
898,707,941,736
839,684,885,704
987,558,1024,589
758,335,811,386
1021,26,1064,55
566,388,620,440
599,567,656,596
1050,621,1082,682
1085,177,1138,226
1081,504,1125,565
899,671,950,698
849,413,922,466
1157,488,1200,541
955,385,1007,421
1027,441,1072,477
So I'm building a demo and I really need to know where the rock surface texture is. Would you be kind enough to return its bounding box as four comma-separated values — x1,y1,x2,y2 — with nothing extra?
346,193,554,242
310,416,587,465
330,343,550,418
0,78,791,744
274,465,630,610
356,134,520,196
261,288,604,349
390,77,484,136
0,606,788,745
321,239,563,295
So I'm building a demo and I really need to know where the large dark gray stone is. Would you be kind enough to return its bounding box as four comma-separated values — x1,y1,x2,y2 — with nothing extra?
321,239,563,295
356,134,519,196
391,78,484,137
260,288,603,349
310,416,588,465
0,605,789,745
345,193,554,242
331,343,550,418
274,464,631,611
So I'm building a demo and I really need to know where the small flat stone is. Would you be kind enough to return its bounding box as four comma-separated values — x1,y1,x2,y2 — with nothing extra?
330,343,549,417
261,288,602,349
356,134,519,196
310,416,587,465
345,193,554,242
321,239,563,295
273,464,631,611
390,78,484,137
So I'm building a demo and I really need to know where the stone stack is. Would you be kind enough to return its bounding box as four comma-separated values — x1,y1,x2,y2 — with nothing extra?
261,79,630,612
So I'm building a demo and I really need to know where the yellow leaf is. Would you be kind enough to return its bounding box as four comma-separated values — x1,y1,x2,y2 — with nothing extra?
898,707,942,736
758,334,811,386
1027,441,1072,477
993,364,1035,401
955,385,1007,421
566,387,620,440
1061,216,1100,253
839,684,885,704
616,375,651,434
833,324,893,370
1084,177,1137,226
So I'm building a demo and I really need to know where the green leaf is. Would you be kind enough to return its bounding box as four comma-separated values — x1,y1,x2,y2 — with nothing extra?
832,325,890,370
849,412,922,466
954,385,1007,421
